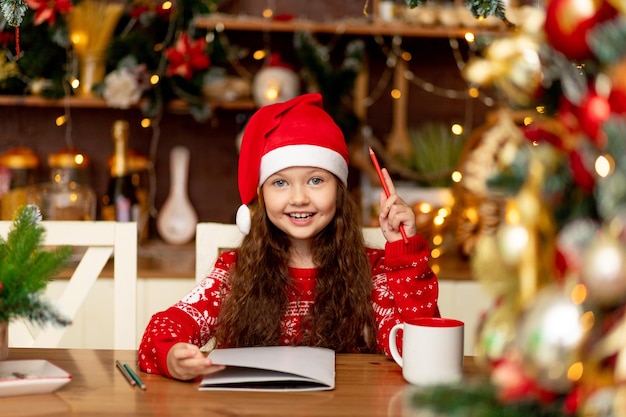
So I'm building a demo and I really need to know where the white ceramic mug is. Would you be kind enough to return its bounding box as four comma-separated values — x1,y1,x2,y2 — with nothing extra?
389,317,464,386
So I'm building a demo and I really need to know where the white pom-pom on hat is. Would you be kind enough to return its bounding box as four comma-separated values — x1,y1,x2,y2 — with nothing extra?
236,204,251,235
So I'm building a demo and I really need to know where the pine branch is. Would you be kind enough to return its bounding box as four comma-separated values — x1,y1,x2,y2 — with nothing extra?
0,205,71,326
404,0,512,26
0,0,28,27
409,382,569,417
588,17,626,65
293,31,364,138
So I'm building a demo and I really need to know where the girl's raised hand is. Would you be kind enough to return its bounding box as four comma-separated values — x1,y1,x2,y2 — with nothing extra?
377,168,417,242
166,342,225,381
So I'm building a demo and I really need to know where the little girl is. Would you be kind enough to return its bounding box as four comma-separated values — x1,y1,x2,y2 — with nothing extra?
138,93,439,381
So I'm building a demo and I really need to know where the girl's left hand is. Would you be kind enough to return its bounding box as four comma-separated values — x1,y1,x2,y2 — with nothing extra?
377,168,417,242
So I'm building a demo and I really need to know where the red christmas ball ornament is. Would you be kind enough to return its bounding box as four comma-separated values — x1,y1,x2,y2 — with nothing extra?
544,0,617,61
557,87,610,148
577,90,611,146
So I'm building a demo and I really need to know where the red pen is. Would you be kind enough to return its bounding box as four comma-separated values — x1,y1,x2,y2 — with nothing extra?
368,147,409,244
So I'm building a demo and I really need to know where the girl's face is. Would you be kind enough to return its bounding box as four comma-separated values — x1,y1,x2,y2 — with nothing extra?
262,166,338,241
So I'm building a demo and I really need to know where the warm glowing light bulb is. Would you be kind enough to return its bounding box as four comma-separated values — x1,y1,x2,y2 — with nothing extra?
451,171,462,183
463,207,477,224
141,118,151,128
595,154,613,178
70,78,80,89
464,32,475,43
505,204,521,224
74,154,85,165
391,89,401,99
262,8,273,18
55,115,67,126
161,1,172,10
264,85,280,101
468,87,479,98
580,311,595,332
571,284,587,305
253,49,267,60
451,124,463,135
567,362,583,382
150,74,160,85
70,31,88,51
417,202,432,214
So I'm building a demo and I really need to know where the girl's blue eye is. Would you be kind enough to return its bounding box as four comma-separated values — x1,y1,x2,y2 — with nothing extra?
309,177,323,185
273,179,287,187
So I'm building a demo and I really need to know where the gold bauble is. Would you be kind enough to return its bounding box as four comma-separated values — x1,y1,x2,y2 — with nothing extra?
515,285,587,393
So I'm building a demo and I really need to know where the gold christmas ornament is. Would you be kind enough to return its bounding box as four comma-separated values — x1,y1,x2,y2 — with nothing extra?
515,285,587,393
471,233,519,299
474,302,519,366
497,223,530,267
580,233,626,307
464,34,544,107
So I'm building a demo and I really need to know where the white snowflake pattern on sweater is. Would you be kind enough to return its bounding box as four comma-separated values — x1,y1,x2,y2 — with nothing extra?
138,235,439,377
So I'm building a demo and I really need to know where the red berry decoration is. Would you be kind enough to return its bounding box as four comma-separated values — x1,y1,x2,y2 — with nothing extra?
544,0,617,61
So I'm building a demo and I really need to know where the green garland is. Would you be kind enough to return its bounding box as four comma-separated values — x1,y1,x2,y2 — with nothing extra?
409,382,569,417
0,205,72,327
404,0,509,21
293,30,365,141
0,0,27,27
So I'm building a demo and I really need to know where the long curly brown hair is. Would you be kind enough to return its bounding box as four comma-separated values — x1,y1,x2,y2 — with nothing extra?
215,182,378,353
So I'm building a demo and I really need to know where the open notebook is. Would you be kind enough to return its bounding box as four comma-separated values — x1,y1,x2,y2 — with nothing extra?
199,346,335,392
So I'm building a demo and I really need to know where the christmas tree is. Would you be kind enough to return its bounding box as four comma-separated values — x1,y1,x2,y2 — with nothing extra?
405,0,626,416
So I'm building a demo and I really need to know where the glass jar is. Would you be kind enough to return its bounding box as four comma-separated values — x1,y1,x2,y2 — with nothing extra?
28,147,96,220
0,146,40,220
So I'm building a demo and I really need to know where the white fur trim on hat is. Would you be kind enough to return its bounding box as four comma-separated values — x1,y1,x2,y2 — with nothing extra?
259,144,348,187
236,204,251,235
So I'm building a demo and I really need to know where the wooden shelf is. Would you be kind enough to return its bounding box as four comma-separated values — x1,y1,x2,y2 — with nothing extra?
0,95,111,108
0,95,257,111
193,13,508,38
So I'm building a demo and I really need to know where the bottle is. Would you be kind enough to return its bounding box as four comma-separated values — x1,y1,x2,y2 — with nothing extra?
101,120,140,223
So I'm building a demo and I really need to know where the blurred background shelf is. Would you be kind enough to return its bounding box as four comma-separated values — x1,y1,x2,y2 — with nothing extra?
0,96,257,111
193,13,508,38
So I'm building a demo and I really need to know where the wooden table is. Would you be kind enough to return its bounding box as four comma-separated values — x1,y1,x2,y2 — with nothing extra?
2,349,482,416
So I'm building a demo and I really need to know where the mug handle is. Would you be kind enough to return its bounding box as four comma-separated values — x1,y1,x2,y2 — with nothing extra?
388,323,403,367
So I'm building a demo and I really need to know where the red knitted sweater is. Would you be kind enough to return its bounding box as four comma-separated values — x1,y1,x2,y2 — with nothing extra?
138,234,439,377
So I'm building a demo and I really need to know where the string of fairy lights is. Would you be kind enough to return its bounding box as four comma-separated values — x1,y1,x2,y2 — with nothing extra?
210,7,496,132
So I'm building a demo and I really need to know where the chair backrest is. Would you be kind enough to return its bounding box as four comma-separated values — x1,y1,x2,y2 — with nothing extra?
195,223,386,283
0,221,137,349
362,227,385,249
195,222,244,284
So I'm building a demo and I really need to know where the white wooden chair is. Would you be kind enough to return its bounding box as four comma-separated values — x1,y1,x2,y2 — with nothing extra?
195,222,385,283
195,222,244,284
0,221,137,349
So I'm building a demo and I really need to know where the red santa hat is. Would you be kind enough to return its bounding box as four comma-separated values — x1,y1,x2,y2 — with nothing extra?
236,93,349,234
